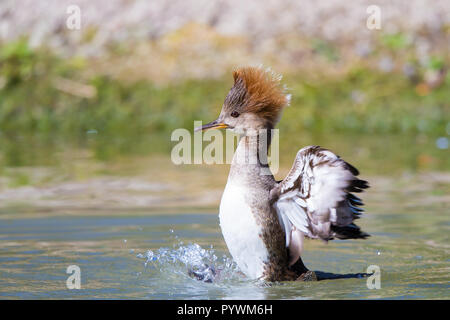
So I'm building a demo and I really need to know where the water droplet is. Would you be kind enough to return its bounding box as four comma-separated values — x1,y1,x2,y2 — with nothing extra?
146,250,154,260
436,137,448,150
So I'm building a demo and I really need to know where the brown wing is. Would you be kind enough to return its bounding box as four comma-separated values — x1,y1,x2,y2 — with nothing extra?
271,146,369,264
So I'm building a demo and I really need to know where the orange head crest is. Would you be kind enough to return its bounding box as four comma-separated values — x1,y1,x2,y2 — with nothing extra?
196,66,290,133
224,67,290,124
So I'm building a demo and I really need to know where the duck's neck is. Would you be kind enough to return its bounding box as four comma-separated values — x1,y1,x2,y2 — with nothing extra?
229,128,274,184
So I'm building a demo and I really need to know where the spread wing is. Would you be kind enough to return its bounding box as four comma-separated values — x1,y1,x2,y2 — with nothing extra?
271,146,369,265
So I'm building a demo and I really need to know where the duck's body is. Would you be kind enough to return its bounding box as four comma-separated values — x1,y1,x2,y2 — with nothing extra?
219,177,275,279
219,135,290,281
197,67,369,282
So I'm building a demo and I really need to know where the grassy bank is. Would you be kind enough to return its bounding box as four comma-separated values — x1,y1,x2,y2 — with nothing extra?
0,40,449,176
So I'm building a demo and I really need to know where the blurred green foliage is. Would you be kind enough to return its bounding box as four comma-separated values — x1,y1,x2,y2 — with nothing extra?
381,33,410,50
0,39,448,173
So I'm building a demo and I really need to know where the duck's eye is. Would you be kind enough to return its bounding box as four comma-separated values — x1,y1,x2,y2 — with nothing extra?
231,111,240,118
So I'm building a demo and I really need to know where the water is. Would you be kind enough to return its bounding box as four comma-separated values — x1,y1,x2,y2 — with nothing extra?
0,206,448,299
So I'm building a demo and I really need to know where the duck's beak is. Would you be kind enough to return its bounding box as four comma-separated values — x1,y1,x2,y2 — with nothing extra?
194,120,229,132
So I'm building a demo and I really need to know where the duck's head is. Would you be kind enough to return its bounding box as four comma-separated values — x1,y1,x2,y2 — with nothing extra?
195,66,290,134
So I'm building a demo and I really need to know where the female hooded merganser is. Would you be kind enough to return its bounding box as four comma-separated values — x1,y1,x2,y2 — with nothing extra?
196,66,369,282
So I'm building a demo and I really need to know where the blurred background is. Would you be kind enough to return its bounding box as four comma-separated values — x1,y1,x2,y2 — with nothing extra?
0,0,448,210
0,0,449,300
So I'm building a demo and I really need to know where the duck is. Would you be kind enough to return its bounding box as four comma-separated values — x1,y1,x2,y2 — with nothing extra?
195,66,369,281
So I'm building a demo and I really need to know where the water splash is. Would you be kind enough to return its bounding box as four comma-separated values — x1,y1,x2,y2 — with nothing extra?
136,238,242,284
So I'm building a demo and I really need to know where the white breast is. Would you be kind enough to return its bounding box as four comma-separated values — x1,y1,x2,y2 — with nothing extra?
219,182,269,279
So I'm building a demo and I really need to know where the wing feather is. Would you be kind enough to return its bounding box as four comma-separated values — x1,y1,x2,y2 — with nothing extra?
272,146,369,262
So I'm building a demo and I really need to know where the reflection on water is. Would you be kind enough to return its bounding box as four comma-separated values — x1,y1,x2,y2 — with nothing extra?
0,206,448,299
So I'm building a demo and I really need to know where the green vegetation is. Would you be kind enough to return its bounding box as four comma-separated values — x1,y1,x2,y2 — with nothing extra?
0,39,449,175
